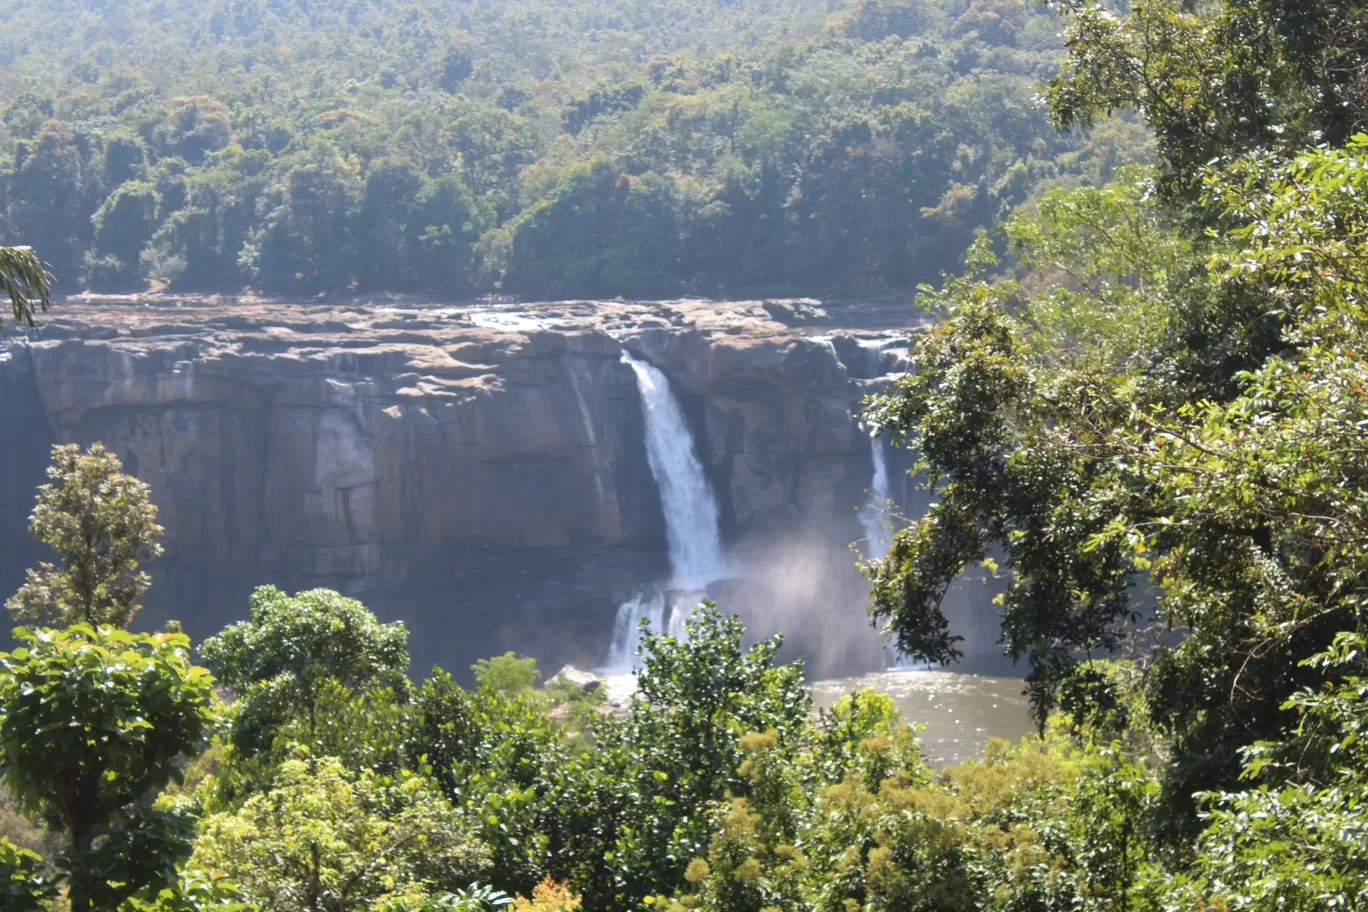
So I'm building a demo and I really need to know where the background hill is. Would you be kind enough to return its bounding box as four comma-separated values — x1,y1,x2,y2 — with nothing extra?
0,0,1151,297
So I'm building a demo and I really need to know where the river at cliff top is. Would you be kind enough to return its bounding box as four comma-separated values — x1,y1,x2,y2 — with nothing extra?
592,668,1033,766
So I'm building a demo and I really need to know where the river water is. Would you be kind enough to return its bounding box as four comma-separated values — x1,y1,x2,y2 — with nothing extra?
810,669,1034,766
592,667,1034,766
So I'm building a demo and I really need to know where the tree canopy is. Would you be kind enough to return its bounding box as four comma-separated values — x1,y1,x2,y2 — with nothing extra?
7,444,165,629
861,0,1368,837
0,626,216,912
0,0,1148,298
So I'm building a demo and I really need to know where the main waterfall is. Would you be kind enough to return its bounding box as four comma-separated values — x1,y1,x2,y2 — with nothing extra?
601,353,728,671
622,353,727,587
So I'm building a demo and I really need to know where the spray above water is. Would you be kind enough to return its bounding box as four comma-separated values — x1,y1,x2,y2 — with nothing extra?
601,353,729,672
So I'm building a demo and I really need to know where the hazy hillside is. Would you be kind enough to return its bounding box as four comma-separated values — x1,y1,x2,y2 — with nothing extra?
0,0,1151,297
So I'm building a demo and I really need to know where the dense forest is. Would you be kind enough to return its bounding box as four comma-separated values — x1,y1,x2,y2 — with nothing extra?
0,0,1147,297
6,0,1368,910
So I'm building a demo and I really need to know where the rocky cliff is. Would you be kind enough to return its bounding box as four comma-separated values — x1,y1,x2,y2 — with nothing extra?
0,296,929,677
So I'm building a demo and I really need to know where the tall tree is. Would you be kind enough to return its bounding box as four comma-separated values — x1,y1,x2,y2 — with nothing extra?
10,121,93,287
7,443,164,629
0,626,216,912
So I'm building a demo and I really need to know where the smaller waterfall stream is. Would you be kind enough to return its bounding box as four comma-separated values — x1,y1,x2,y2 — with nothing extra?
859,437,893,561
859,436,924,669
604,591,667,670
601,353,729,672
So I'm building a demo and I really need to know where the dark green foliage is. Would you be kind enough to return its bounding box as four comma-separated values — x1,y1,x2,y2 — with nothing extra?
0,837,55,911
862,0,1368,842
200,585,410,758
8,120,94,289
0,0,1145,299
88,181,159,289
410,175,495,295
552,605,811,911
0,626,216,912
1049,0,1368,193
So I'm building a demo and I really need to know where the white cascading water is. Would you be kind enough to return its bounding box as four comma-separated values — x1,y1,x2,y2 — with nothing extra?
856,337,888,378
600,353,728,672
859,437,921,670
859,436,893,561
603,591,666,672
622,353,727,588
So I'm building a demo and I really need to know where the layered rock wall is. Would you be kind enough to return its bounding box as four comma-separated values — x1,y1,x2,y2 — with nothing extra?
0,297,925,675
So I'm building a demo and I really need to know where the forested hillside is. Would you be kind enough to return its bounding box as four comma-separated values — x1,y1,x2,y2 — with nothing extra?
0,0,1146,297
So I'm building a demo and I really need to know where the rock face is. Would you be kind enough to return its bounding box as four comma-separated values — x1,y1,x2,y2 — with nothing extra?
0,296,928,677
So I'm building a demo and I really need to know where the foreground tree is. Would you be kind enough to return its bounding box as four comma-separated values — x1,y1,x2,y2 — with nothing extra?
190,755,490,912
0,246,51,333
201,586,410,758
0,626,216,912
555,605,811,911
1049,0,1368,193
7,443,165,628
862,137,1368,822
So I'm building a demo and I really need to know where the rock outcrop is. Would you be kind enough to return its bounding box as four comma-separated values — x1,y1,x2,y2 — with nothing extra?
0,296,926,676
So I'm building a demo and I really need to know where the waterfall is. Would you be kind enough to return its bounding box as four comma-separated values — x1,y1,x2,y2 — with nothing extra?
603,591,666,673
600,353,728,672
859,436,893,561
859,437,920,670
621,352,727,588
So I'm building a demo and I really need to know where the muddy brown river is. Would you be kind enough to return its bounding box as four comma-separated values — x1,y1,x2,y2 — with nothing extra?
810,670,1035,766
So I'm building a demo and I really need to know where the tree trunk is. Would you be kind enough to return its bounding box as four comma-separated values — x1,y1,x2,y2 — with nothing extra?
69,826,91,912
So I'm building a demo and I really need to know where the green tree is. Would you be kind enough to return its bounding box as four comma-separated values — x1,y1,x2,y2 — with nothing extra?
156,97,233,166
555,605,810,911
1048,0,1368,191
190,755,490,912
10,120,93,287
1174,632,1368,910
102,134,148,188
252,149,357,294
356,161,422,292
408,174,494,295
0,246,51,332
0,626,216,912
7,443,165,628
0,837,55,911
87,181,159,289
472,652,540,697
406,668,565,893
861,136,1368,824
201,586,410,757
